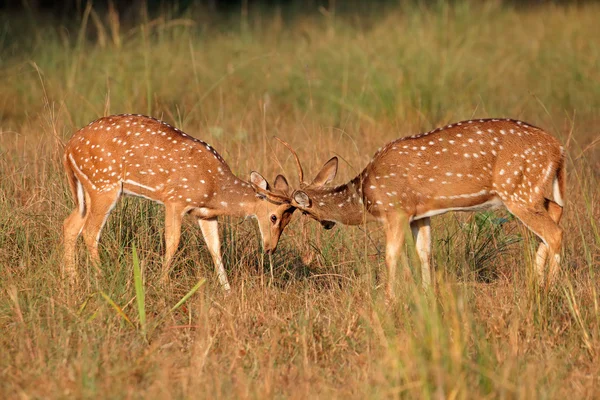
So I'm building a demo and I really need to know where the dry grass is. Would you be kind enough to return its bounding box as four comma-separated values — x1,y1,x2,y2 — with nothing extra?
1,2,599,398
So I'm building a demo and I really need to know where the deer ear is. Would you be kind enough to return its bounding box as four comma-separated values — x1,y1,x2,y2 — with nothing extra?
293,190,311,208
311,157,338,187
274,174,290,195
250,171,269,190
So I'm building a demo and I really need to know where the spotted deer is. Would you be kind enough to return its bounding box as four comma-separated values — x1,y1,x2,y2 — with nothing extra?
63,114,295,290
260,119,566,295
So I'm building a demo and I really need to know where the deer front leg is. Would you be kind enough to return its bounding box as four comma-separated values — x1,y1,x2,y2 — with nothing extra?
411,217,433,289
198,218,231,291
384,212,409,299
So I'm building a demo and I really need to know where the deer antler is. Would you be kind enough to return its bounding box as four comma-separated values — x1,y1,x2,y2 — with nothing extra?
249,180,292,204
274,137,305,186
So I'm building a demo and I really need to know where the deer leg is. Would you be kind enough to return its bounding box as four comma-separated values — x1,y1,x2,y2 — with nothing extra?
81,189,120,271
384,212,408,298
505,202,563,286
63,208,87,283
162,203,186,280
545,201,564,283
534,200,564,280
411,217,433,289
198,218,231,291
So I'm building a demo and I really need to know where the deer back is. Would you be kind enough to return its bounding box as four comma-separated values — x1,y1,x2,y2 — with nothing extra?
361,119,564,219
64,114,255,209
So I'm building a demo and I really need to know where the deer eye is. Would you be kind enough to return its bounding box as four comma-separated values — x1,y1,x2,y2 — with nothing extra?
270,214,277,224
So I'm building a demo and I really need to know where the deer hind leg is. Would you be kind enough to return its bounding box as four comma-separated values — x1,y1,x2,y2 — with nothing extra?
81,188,121,271
534,200,564,282
384,212,409,298
162,203,186,281
505,201,563,286
198,218,231,291
63,185,88,282
411,217,433,289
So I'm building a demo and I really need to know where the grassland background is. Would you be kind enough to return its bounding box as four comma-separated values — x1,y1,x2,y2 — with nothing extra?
1,1,599,398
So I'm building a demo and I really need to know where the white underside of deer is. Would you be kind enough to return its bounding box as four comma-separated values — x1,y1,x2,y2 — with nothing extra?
63,114,294,290
275,119,565,295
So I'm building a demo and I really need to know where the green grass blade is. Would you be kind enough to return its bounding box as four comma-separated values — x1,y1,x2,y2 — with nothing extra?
132,243,146,340
169,278,206,314
78,292,97,315
99,291,134,328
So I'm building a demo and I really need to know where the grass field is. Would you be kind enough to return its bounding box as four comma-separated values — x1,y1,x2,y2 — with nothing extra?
1,1,599,398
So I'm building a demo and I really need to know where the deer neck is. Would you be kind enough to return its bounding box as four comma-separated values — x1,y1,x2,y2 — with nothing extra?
211,173,262,218
310,177,369,225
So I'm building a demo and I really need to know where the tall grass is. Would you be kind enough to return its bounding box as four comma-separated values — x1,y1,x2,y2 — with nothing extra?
1,2,599,398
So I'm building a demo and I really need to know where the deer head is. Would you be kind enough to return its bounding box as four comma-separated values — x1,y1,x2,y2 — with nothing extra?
249,172,296,253
265,138,362,229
